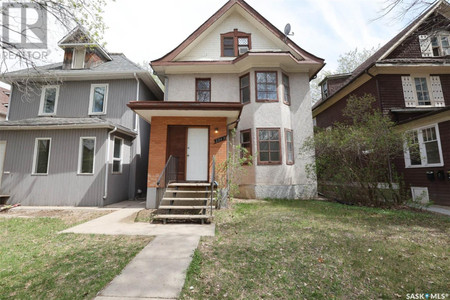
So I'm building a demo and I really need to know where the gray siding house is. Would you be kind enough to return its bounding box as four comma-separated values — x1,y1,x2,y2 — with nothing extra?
0,27,163,206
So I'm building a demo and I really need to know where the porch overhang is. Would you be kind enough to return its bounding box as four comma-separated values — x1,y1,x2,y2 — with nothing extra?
127,101,243,125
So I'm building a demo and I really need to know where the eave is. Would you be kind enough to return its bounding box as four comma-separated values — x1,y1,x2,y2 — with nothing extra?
128,101,243,125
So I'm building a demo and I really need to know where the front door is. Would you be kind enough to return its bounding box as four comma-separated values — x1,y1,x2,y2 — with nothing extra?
0,141,6,187
186,128,209,181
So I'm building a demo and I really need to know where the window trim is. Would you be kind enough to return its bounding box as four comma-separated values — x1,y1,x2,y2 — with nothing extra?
404,124,444,168
257,128,282,165
72,47,86,69
239,73,250,104
88,83,109,115
282,73,290,106
431,31,450,57
32,138,51,175
38,85,60,116
220,30,252,57
78,137,96,175
112,136,124,174
285,129,294,165
255,71,279,102
240,129,252,164
195,78,211,102
412,75,432,107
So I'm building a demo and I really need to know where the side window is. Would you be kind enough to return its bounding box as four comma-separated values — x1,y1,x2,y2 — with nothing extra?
257,128,281,165
240,129,252,163
112,137,123,174
78,137,96,174
39,85,59,116
404,125,443,168
282,73,290,105
196,79,211,102
285,129,294,165
240,73,250,104
89,84,108,115
32,138,51,175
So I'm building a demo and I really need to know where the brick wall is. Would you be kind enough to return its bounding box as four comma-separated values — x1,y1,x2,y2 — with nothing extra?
147,116,228,188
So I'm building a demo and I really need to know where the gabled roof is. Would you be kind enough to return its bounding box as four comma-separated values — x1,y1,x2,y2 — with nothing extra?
58,26,111,61
152,0,324,76
313,0,450,112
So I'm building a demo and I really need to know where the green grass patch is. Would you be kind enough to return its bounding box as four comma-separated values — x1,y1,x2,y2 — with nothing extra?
181,200,450,299
0,211,152,299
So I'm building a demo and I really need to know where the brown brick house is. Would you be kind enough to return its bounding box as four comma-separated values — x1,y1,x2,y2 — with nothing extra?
312,0,450,206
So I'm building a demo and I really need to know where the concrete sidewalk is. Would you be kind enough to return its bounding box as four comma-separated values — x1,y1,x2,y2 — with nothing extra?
61,208,214,299
95,235,200,300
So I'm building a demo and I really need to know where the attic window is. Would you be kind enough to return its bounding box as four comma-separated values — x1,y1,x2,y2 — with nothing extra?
322,81,328,99
221,30,251,57
419,32,450,57
72,47,86,69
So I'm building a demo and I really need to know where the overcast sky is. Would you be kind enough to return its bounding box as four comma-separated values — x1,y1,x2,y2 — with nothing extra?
101,0,415,72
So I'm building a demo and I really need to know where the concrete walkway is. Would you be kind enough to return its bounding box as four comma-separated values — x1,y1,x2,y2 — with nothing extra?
423,205,450,217
61,208,214,299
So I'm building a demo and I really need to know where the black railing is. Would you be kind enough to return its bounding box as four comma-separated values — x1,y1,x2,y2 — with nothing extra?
156,155,178,208
210,156,216,217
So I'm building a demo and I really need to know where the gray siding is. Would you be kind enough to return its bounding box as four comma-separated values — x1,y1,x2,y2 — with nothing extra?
9,79,137,129
0,129,108,206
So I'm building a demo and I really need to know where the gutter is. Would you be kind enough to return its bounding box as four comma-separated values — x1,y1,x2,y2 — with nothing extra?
103,127,118,202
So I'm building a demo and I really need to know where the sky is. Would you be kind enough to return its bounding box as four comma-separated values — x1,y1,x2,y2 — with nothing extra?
0,0,424,79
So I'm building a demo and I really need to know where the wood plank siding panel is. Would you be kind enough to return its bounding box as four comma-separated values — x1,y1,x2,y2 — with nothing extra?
394,121,450,206
0,129,108,206
9,79,137,129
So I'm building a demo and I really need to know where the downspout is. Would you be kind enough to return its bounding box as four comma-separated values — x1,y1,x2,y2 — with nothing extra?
103,127,118,202
134,73,140,131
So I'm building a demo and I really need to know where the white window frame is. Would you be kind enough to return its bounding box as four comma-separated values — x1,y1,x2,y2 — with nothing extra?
404,124,444,168
38,85,60,116
88,83,109,115
72,47,86,69
112,137,123,174
411,75,433,107
32,138,51,175
78,137,96,175
431,31,450,57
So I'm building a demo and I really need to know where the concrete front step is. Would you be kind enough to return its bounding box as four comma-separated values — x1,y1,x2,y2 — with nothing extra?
168,183,211,187
153,214,211,220
162,197,210,201
159,205,213,210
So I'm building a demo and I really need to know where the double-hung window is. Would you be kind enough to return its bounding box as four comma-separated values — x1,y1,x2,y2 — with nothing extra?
240,129,252,163
240,73,250,104
282,73,290,105
221,30,251,57
112,137,123,174
196,79,211,102
256,71,278,102
431,33,450,56
32,138,51,175
404,125,443,168
414,77,431,106
39,85,59,116
401,75,445,107
89,84,108,115
78,137,96,174
257,128,281,165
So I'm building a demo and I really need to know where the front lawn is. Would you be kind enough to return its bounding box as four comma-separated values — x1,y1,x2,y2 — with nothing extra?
0,210,152,299
181,200,450,299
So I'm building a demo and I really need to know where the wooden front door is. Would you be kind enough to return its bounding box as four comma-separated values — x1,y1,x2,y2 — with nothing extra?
167,126,187,181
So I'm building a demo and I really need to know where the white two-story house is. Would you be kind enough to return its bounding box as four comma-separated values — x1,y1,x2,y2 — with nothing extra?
129,0,324,209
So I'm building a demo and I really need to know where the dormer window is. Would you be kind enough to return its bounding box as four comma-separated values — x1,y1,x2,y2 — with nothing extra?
72,47,86,69
221,29,251,57
322,81,328,99
431,33,450,56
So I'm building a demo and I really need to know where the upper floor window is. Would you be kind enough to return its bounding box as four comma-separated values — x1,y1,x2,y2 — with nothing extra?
221,29,251,57
282,73,290,105
196,79,211,102
32,138,51,175
39,85,59,116
322,81,329,99
256,71,278,102
72,47,86,69
404,124,443,168
419,32,450,57
401,75,445,108
257,128,281,165
89,84,108,115
240,73,250,104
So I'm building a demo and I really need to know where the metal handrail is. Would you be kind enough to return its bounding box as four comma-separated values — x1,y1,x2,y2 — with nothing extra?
156,155,178,208
210,156,216,217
